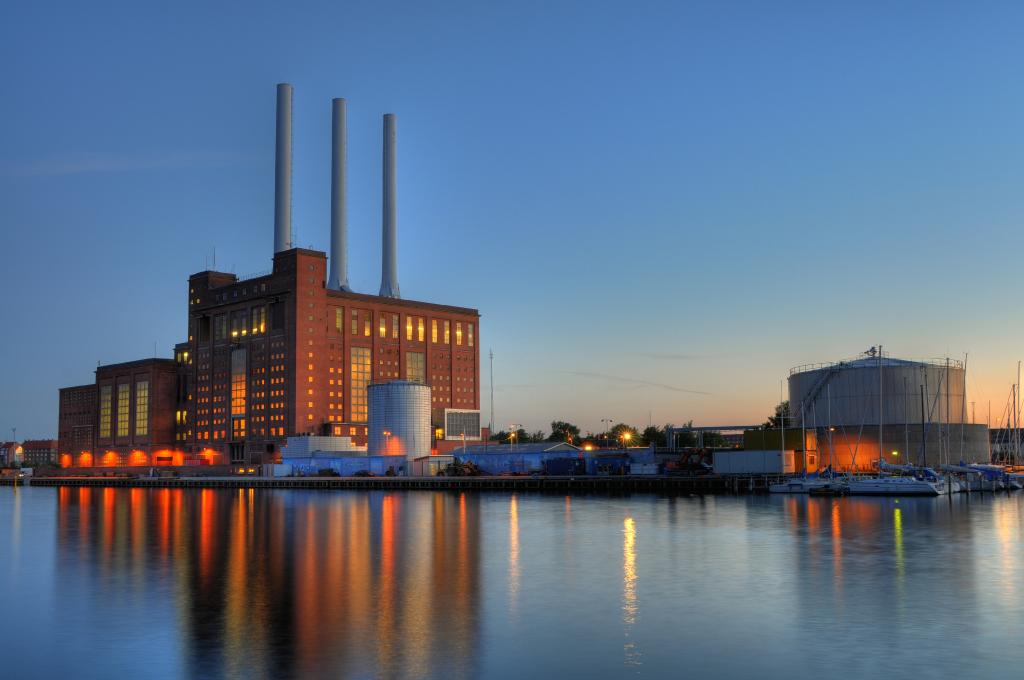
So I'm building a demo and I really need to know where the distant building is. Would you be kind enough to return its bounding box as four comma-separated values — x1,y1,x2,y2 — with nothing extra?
21,439,58,466
0,442,20,466
57,384,96,467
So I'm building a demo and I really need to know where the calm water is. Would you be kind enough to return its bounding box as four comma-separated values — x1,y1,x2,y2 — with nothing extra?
1,487,1023,679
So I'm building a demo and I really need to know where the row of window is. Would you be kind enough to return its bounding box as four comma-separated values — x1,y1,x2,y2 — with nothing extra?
332,308,475,347
97,379,149,439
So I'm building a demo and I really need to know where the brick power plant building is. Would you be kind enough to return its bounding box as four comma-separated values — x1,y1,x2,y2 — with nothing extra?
58,85,482,469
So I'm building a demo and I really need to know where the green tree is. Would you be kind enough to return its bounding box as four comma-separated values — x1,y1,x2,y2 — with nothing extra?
548,420,581,443
642,425,665,447
763,401,791,429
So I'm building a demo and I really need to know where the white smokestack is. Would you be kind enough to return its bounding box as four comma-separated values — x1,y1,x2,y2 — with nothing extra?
273,83,293,254
379,113,400,298
327,98,350,291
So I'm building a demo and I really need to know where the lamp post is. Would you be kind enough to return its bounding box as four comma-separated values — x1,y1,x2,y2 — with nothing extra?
622,431,632,451
601,419,612,449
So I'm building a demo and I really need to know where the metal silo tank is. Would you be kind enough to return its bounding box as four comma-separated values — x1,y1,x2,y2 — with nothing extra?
368,381,432,466
788,357,966,428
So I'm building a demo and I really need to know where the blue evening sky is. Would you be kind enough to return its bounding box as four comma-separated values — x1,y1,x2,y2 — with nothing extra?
3,1,1024,437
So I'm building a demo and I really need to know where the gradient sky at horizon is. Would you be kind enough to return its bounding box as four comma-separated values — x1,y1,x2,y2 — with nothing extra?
3,1,1024,438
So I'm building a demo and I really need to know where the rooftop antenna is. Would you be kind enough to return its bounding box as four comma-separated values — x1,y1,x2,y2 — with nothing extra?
489,349,495,434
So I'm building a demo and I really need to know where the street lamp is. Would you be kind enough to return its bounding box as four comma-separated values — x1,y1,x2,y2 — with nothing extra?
383,430,391,454
601,419,613,449
622,431,632,450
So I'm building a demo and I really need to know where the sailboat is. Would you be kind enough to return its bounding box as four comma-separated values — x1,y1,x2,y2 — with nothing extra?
847,346,950,496
769,386,842,493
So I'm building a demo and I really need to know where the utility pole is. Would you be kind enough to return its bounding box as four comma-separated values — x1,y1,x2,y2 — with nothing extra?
489,349,495,436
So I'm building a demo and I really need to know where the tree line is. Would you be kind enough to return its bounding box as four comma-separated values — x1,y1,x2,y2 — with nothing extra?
488,420,730,448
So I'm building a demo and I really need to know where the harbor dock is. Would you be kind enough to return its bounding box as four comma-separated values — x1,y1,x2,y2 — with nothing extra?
7,474,786,494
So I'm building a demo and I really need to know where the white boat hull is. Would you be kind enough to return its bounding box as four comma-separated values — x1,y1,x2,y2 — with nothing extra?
769,479,835,494
847,477,943,496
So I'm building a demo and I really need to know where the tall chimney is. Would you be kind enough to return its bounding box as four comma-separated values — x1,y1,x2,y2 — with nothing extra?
327,98,350,291
273,83,293,254
379,113,400,298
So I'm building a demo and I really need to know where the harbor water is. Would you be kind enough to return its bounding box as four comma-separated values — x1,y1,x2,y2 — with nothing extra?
1,486,1022,679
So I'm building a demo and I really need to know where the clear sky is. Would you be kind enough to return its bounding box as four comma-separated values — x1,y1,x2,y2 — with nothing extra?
3,1,1024,438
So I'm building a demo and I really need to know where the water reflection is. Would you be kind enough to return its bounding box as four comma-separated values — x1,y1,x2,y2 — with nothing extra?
0,488,1019,679
622,516,640,667
508,494,520,617
55,488,481,679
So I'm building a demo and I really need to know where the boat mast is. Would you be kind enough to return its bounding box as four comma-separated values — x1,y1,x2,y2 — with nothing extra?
1011,358,1019,464
924,368,931,468
920,384,927,468
903,376,909,467
780,379,786,470
878,345,884,472
960,353,967,464
827,383,834,476
801,401,806,474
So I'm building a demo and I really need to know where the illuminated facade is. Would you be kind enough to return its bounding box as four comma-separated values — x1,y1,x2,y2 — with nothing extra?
58,248,481,468
176,248,480,465
58,358,181,467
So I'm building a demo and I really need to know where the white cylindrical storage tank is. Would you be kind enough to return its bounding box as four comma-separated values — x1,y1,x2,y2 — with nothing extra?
788,356,966,428
787,353,988,467
368,381,431,468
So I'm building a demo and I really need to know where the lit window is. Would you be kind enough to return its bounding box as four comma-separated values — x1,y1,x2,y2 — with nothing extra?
335,308,344,333
364,317,370,337
392,314,399,339
406,316,413,341
116,383,130,437
406,352,425,384
351,309,358,335
379,315,387,338
468,324,474,347
350,347,371,422
456,322,463,346
251,306,267,334
418,317,425,342
135,380,149,436
231,348,247,417
99,385,112,438
444,320,450,345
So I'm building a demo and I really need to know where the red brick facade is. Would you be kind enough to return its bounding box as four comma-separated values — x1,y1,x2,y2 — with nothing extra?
57,384,96,467
178,248,480,465
58,247,481,468
57,360,178,467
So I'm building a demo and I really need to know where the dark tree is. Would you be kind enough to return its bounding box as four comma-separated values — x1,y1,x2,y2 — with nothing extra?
763,401,791,429
548,420,581,443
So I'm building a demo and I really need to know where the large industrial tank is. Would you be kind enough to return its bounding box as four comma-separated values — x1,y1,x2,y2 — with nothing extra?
368,381,432,464
787,353,987,468
789,355,966,427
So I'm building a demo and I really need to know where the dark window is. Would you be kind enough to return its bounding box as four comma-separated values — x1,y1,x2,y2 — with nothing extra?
271,302,285,330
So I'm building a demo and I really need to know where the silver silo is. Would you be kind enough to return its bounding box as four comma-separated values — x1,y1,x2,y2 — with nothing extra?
788,351,988,469
368,381,431,467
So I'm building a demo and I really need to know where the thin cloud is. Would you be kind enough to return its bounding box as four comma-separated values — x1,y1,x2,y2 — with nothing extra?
637,352,703,361
2,150,257,177
565,371,711,395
